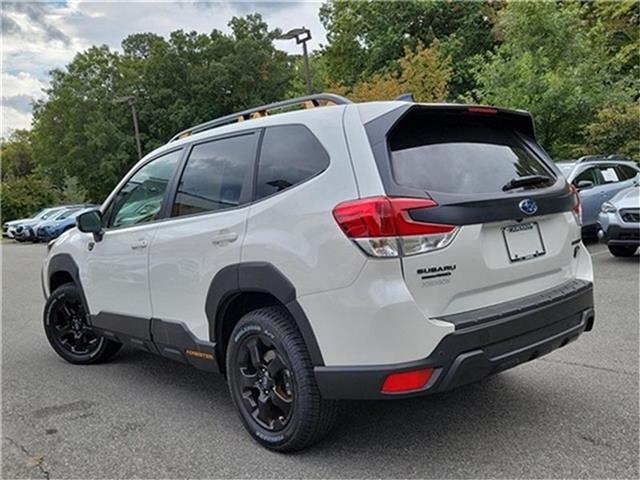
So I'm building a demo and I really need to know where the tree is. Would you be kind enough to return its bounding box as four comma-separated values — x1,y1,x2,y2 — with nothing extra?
319,0,500,98
0,174,60,222
1,130,35,181
473,1,628,158
580,101,640,160
329,41,451,103
30,14,293,203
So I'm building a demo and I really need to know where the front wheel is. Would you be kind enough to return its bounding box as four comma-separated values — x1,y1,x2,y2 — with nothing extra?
44,283,122,364
608,245,637,257
226,307,339,452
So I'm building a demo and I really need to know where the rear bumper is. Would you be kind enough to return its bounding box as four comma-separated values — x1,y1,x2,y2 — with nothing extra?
315,279,594,400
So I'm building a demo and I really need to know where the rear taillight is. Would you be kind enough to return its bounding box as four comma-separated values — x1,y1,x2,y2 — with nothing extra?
569,184,582,225
332,196,458,258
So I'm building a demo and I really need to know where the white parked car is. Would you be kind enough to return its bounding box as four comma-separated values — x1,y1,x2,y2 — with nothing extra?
42,94,595,451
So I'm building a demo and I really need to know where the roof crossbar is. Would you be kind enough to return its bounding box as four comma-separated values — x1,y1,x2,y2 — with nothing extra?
169,93,352,142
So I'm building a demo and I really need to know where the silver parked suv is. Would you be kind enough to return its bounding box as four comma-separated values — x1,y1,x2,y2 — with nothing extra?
558,156,639,236
42,94,595,451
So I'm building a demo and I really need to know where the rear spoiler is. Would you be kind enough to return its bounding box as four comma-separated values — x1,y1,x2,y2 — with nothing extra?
409,103,536,139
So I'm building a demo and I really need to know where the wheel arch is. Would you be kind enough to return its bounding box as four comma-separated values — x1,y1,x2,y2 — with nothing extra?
206,262,325,372
47,253,90,313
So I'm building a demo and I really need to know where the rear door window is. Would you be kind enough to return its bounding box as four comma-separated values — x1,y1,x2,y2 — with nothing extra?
255,125,330,200
388,120,553,195
598,166,620,184
172,133,258,217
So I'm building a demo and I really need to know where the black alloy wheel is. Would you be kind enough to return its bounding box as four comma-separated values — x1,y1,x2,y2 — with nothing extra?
44,283,122,364
236,334,294,431
49,294,101,356
226,307,340,452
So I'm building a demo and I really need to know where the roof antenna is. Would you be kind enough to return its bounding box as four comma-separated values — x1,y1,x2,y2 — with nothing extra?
394,93,414,102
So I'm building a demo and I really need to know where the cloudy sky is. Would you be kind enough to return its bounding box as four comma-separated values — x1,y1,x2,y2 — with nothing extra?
1,1,327,136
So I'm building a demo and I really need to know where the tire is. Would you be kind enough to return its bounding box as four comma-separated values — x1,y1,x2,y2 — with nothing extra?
608,245,637,257
226,306,339,452
44,283,122,364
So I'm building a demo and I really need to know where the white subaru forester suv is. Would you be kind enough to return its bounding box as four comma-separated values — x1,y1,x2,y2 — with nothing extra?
42,94,595,451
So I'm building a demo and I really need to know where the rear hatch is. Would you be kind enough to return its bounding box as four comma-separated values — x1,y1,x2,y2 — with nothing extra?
369,105,580,318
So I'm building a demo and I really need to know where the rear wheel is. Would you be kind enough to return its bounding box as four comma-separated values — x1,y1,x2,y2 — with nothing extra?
608,245,637,257
226,306,339,452
44,283,121,364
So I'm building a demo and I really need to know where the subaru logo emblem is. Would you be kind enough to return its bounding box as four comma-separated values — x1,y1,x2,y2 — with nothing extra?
519,198,538,215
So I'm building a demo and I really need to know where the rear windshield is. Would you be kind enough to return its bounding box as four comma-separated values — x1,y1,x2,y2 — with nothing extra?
388,112,553,195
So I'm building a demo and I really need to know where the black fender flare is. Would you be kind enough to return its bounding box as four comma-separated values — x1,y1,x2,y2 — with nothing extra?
205,262,325,366
47,253,91,314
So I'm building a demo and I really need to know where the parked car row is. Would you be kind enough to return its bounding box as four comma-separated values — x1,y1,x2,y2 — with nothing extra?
3,204,96,243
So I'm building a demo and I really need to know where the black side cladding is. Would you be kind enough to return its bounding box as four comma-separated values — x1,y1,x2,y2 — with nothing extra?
205,262,325,366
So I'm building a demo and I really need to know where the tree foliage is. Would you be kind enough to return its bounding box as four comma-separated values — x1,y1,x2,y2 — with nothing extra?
472,1,631,158
1,174,60,222
29,14,292,202
319,0,499,97
330,40,452,102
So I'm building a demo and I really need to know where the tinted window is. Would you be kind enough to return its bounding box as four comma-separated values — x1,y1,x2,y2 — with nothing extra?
256,125,330,200
172,133,257,217
106,149,182,228
616,164,638,180
389,122,552,195
573,168,601,187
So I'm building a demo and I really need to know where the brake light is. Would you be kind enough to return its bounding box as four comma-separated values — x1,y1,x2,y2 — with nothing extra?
332,196,458,257
381,368,434,394
569,184,582,225
467,106,498,115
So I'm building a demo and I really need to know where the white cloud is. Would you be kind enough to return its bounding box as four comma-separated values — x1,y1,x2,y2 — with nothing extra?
1,106,33,136
0,0,327,134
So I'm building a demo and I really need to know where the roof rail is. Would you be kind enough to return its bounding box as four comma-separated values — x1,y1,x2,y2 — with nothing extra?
394,93,414,102
169,93,352,142
576,155,606,164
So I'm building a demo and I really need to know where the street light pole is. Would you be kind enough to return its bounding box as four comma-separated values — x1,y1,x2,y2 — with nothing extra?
278,27,312,96
129,100,142,160
114,95,142,160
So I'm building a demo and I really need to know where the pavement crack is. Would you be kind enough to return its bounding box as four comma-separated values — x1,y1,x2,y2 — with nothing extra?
539,357,635,376
4,436,51,480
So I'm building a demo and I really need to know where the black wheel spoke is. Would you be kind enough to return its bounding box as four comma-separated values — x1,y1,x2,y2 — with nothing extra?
247,339,263,371
256,392,274,426
266,354,285,377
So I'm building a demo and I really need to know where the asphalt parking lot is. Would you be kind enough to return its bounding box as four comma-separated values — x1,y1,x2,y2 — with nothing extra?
1,241,638,479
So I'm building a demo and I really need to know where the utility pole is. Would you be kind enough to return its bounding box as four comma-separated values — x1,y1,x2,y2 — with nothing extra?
278,27,313,95
114,95,142,160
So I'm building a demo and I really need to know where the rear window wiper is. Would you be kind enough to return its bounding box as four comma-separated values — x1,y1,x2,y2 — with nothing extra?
502,175,554,191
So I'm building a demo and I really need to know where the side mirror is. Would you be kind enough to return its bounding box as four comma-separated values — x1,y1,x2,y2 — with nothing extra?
76,209,104,242
576,180,594,190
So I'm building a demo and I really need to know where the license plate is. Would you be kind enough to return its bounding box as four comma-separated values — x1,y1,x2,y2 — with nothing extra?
503,222,546,262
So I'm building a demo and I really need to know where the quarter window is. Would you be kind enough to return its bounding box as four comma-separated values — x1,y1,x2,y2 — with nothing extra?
172,133,257,217
106,149,182,228
256,125,330,200
615,164,639,181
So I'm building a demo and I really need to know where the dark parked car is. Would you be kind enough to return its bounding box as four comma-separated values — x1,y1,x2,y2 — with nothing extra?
36,207,95,242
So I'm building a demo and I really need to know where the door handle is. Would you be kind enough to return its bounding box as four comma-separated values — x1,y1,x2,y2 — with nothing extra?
211,232,238,245
130,239,148,250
